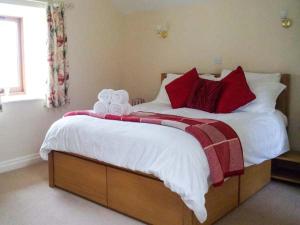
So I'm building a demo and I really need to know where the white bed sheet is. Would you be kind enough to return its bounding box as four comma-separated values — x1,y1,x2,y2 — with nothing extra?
40,102,289,223
135,102,290,166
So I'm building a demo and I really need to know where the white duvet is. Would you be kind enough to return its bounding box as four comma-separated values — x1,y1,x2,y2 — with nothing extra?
40,102,289,223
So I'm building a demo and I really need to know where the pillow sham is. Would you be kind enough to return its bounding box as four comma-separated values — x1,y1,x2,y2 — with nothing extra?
221,69,281,83
165,68,199,108
237,81,286,113
187,78,223,113
216,66,256,113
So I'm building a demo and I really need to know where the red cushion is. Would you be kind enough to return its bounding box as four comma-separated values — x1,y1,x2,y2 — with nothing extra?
216,66,256,113
187,78,223,113
165,68,199,108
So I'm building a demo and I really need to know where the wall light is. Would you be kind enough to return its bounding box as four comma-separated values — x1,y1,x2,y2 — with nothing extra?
280,10,292,29
156,23,169,39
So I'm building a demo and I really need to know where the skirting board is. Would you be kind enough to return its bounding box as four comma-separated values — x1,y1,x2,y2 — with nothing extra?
0,153,42,174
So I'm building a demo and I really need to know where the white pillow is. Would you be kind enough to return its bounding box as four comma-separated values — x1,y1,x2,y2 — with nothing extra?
199,74,222,81
221,69,281,83
154,73,220,103
154,74,180,104
237,80,286,113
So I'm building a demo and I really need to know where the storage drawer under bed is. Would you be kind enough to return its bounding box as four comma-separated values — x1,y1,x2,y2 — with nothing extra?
53,152,108,206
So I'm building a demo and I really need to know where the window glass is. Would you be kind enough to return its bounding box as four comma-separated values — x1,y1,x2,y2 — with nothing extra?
0,18,22,91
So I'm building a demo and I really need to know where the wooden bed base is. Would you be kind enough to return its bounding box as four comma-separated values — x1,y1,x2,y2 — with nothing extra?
48,151,271,225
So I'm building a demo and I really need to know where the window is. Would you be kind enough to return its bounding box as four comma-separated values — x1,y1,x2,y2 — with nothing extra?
0,3,48,101
0,16,24,95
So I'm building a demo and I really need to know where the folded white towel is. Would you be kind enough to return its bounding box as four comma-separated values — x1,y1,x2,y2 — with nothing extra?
109,103,133,116
98,89,114,103
111,90,129,104
93,101,109,114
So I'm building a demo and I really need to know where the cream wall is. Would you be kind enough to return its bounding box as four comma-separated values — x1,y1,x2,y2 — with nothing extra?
120,0,300,151
0,0,123,164
1,0,299,168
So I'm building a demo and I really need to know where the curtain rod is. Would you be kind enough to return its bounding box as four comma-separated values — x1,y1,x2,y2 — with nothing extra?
26,0,47,3
28,0,63,4
0,0,74,9
27,0,74,9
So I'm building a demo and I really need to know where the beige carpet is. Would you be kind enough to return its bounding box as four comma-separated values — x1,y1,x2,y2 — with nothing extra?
0,163,299,225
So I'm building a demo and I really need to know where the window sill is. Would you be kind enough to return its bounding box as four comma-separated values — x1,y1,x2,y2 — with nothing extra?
1,95,44,103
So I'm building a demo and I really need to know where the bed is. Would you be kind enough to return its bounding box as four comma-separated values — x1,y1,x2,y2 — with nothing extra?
41,73,290,225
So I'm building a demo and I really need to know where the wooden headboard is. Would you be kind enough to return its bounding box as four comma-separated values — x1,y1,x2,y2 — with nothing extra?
161,73,290,117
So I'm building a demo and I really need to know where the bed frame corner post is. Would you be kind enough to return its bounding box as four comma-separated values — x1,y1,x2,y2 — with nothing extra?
48,151,55,188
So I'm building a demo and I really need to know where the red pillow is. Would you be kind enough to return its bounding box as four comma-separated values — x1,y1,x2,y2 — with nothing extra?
216,66,256,113
165,68,199,108
187,78,223,113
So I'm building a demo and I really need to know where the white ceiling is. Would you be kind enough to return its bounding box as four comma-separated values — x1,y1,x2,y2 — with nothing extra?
111,0,206,14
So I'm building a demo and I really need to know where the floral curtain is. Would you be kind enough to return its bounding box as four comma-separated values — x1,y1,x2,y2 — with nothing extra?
46,3,69,108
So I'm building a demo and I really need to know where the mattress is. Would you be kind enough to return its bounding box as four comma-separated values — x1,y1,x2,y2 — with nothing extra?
40,102,289,223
